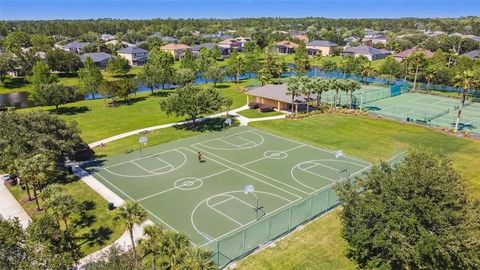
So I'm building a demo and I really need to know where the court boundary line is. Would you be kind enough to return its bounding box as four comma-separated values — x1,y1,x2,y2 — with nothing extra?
193,190,297,247
195,131,265,151
103,148,187,178
253,129,372,167
189,145,312,196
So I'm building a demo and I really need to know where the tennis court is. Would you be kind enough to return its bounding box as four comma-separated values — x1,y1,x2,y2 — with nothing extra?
84,126,372,264
365,93,480,134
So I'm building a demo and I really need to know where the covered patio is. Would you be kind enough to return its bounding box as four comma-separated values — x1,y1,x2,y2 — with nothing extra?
247,84,317,113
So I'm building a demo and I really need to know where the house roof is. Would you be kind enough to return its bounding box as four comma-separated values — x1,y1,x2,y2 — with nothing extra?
276,41,299,49
191,43,217,51
161,36,178,43
80,52,114,63
294,34,309,42
118,46,148,54
219,39,240,45
343,45,390,56
463,50,480,59
307,40,338,47
248,84,317,104
101,34,115,41
395,47,433,58
63,41,90,50
160,43,191,50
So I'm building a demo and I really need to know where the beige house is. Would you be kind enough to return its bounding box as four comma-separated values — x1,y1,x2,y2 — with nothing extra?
160,43,191,59
117,46,149,66
306,40,337,56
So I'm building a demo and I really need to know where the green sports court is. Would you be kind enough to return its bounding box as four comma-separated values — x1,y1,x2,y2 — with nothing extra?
84,126,372,265
364,92,480,134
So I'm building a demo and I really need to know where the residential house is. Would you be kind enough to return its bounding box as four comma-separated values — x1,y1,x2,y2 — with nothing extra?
341,45,390,61
80,52,114,69
191,43,229,57
275,41,298,54
343,36,360,47
149,32,179,44
394,47,433,62
463,50,480,60
160,43,191,59
293,34,309,44
235,37,252,47
117,46,149,66
218,38,242,54
63,41,90,54
101,34,115,42
362,35,388,45
306,40,337,56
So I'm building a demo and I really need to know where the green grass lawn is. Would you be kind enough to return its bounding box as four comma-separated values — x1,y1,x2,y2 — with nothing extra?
237,108,284,118
249,114,480,198
235,209,355,270
93,116,240,158
7,179,123,255
0,67,142,95
21,80,247,143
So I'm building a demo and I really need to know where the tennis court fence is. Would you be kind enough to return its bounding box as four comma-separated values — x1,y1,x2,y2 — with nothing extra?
207,153,406,268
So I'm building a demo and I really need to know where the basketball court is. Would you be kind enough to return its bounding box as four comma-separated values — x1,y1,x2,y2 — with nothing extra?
84,126,372,261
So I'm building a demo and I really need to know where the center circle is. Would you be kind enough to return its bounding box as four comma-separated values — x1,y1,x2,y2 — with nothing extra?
264,150,288,160
174,177,203,190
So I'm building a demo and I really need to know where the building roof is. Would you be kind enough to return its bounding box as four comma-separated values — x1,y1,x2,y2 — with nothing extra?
294,34,309,42
191,43,217,51
101,34,115,41
307,40,338,47
395,47,433,58
63,41,90,50
219,39,241,45
276,41,299,49
248,84,316,104
80,52,114,63
463,50,480,59
118,46,148,54
160,43,191,50
235,37,252,43
343,45,389,56
161,36,178,43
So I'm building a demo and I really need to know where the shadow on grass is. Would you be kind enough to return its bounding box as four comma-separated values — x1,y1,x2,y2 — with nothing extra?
1,77,30,89
52,106,90,115
151,90,175,97
174,116,240,132
77,226,113,248
111,74,136,79
113,96,147,106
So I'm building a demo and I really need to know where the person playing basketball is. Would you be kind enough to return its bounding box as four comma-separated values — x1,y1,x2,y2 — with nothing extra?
197,152,204,163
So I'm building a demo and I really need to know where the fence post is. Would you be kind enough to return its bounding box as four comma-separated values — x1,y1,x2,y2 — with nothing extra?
242,230,246,254
216,240,220,265
309,197,314,220
288,207,293,231
268,218,272,239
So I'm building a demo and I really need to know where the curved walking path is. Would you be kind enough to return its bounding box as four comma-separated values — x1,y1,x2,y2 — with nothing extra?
0,177,31,229
1,104,288,267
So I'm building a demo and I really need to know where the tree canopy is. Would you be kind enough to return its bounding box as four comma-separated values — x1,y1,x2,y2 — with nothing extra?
337,149,480,270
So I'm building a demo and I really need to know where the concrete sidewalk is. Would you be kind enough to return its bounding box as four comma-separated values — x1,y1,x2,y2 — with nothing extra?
0,177,31,229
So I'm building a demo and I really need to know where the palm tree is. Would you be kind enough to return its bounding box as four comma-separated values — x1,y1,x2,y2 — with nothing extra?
453,70,480,133
138,224,164,270
345,80,362,109
425,70,436,89
300,77,313,113
329,78,342,107
115,200,148,264
406,51,427,91
17,153,57,211
286,76,302,114
46,192,78,229
182,247,216,270
159,230,190,269
310,77,329,109
360,63,377,85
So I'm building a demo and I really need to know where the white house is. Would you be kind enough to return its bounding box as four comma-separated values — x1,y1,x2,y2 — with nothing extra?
117,46,149,66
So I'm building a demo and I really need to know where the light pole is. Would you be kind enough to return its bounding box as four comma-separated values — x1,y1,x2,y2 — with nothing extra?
335,150,350,180
244,184,262,220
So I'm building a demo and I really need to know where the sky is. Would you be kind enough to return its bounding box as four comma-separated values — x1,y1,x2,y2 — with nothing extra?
0,0,478,20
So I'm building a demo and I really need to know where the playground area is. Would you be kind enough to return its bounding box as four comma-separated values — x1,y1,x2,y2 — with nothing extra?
364,93,480,134
85,126,372,266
